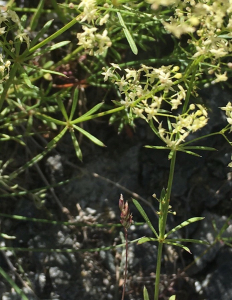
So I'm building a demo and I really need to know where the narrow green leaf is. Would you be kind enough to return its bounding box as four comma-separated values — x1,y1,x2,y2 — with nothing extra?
30,0,45,31
9,127,68,180
217,214,232,238
0,134,25,146
137,237,157,244
57,97,69,121
145,145,169,150
0,266,29,300
17,65,36,89
178,149,202,157
117,12,138,55
222,237,232,241
148,119,159,136
143,286,150,300
181,146,216,151
30,41,71,58
164,241,191,254
69,88,79,121
73,125,106,147
30,19,54,48
35,112,66,126
0,233,16,239
132,198,158,238
70,130,82,161
165,217,205,238
165,238,209,245
50,0,67,24
71,102,104,124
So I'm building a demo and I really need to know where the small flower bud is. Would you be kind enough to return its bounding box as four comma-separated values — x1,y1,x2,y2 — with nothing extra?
119,194,133,229
119,194,124,211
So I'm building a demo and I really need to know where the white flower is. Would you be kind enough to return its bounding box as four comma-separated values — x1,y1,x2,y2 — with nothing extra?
99,14,109,26
102,67,114,81
15,32,30,48
78,0,97,23
212,72,228,84
7,10,21,27
0,27,5,35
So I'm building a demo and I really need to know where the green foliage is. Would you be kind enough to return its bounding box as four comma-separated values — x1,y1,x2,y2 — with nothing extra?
1,1,232,299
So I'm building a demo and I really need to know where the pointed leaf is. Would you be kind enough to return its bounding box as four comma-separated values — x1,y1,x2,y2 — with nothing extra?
145,145,169,150
57,97,69,121
30,19,54,48
73,125,105,147
165,238,209,245
0,233,16,239
169,296,176,300
132,198,158,238
71,102,104,124
148,119,159,136
138,237,157,244
182,146,216,151
165,217,204,238
164,241,191,254
70,130,82,161
35,112,66,126
178,149,202,157
9,127,68,180
69,88,79,121
221,237,232,241
30,0,45,31
17,65,37,89
0,266,29,300
117,12,138,55
30,41,71,58
143,286,150,300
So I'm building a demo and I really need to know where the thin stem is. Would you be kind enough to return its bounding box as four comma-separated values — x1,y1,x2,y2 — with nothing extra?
160,150,176,238
154,150,177,300
0,62,18,111
21,17,78,60
154,242,163,300
122,228,128,300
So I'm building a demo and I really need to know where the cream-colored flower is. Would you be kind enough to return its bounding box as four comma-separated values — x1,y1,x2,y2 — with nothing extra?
15,32,30,48
212,72,228,84
99,14,109,26
78,0,97,23
0,27,5,35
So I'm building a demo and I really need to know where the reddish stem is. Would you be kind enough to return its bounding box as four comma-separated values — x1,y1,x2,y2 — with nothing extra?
121,228,128,300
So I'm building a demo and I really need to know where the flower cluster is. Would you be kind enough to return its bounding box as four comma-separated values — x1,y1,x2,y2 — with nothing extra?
102,63,185,116
158,104,208,148
221,102,232,132
102,62,209,148
0,54,11,83
76,0,111,56
148,0,232,85
77,25,111,56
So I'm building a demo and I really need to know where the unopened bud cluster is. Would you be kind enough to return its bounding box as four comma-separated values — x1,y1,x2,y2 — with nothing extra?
119,194,132,229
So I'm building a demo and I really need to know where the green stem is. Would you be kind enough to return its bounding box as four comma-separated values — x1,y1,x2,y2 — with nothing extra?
154,242,163,300
154,150,177,300
50,0,68,24
21,17,79,60
161,150,176,238
0,63,18,111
